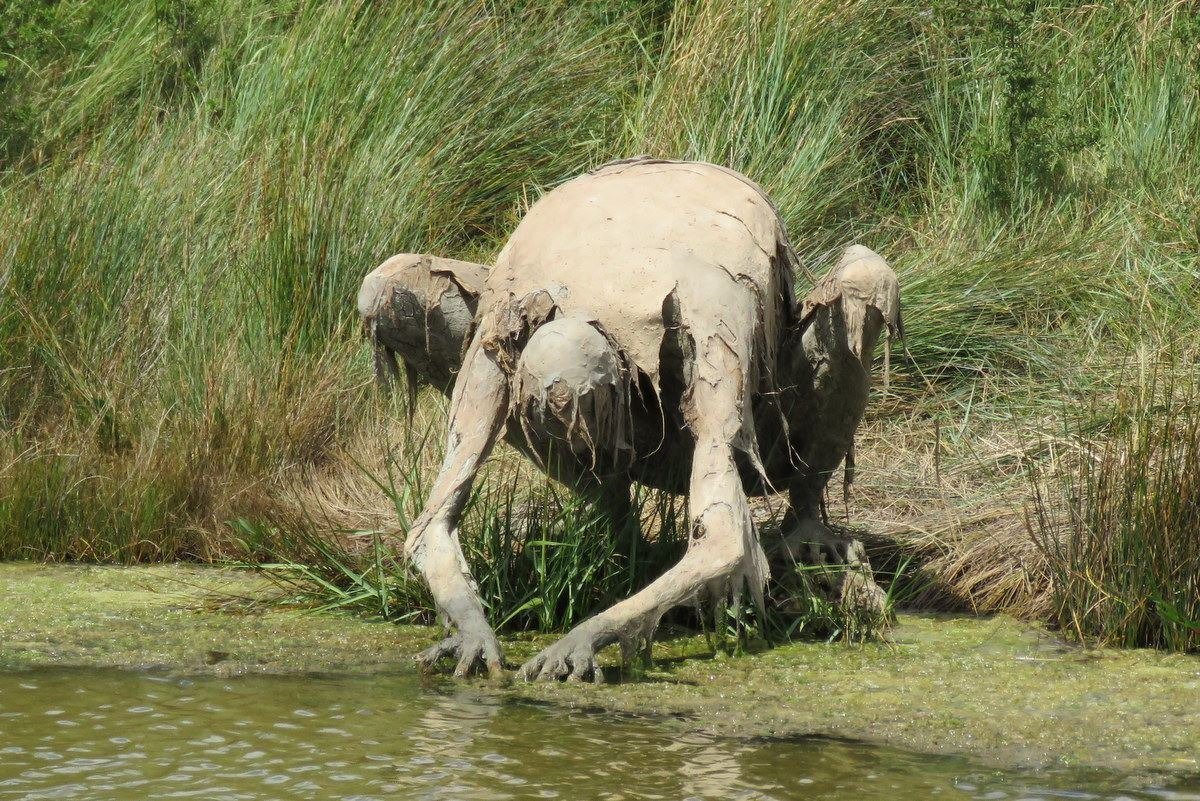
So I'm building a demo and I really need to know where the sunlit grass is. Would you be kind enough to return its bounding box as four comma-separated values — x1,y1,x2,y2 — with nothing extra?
2,0,1198,648
1029,368,1200,653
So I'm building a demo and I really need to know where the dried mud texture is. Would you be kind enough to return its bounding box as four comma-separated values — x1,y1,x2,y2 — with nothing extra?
364,159,904,681
479,157,798,455
358,253,488,395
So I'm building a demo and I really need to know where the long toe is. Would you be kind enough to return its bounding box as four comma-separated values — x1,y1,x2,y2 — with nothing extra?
454,644,483,677
567,657,600,684
416,635,460,671
841,538,868,568
538,657,569,682
483,641,505,680
518,655,544,683
453,635,506,678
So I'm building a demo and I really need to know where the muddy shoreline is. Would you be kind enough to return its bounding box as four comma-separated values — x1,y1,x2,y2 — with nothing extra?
2,563,1197,778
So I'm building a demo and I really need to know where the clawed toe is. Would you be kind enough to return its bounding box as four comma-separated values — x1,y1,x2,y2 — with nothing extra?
416,635,461,669
804,536,865,569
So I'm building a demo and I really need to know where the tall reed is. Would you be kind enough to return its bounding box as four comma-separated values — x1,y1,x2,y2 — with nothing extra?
2,0,1198,647
1029,370,1200,652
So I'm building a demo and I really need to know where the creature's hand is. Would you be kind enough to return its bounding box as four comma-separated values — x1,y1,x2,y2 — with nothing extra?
416,630,504,679
518,626,605,683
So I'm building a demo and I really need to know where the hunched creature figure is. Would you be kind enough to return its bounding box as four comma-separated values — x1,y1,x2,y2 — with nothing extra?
357,158,902,681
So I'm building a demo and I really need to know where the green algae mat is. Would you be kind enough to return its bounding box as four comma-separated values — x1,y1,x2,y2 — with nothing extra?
1,563,1197,777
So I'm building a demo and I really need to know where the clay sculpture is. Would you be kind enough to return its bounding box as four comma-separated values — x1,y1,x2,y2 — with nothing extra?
358,158,902,681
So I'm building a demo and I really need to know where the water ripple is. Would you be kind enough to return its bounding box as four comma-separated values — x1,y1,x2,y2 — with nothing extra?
0,670,1195,801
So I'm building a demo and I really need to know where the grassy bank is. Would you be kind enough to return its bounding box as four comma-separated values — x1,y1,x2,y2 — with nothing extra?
2,1,1198,648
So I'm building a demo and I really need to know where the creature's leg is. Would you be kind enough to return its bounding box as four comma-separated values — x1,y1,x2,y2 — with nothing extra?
518,283,768,683
781,360,869,580
405,333,507,678
773,247,900,613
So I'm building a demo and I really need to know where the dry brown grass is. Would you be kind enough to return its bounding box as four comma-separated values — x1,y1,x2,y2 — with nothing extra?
259,382,1057,622
818,400,1060,621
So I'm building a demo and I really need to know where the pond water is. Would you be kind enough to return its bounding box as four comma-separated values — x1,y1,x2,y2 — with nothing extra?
0,670,1196,801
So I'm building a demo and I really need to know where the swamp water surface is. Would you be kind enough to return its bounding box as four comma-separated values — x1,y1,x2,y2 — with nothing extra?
1,669,1197,801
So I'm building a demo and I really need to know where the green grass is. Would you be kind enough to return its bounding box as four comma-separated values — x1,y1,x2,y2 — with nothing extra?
228,431,693,633
1,0,1198,647
1029,367,1200,652
235,445,902,645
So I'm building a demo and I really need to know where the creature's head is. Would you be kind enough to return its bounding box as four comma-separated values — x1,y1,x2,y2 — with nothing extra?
794,244,903,373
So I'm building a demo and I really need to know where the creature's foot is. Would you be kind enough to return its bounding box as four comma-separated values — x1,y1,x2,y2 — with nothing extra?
416,630,504,679
837,569,887,619
518,627,605,684
772,519,887,618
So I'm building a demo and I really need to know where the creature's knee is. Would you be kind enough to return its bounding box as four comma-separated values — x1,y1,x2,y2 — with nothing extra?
515,317,629,462
518,318,619,395
358,254,487,391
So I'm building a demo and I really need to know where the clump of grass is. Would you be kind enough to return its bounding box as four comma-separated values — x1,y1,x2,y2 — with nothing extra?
237,431,690,634
463,480,688,633
228,519,417,621
1028,370,1200,652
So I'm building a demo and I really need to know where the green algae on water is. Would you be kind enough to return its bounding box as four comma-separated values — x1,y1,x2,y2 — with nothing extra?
0,563,430,676
1,563,1198,777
